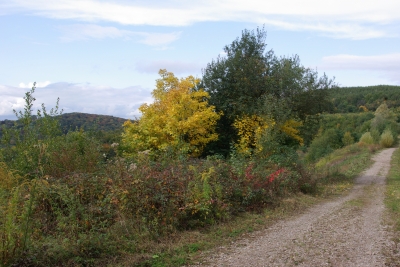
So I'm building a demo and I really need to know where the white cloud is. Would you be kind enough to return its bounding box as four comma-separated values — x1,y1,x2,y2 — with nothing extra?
135,60,203,75
136,32,181,47
321,53,400,71
59,24,132,41
18,81,51,88
0,82,153,120
258,18,392,40
59,24,181,46
0,85,26,118
6,0,400,39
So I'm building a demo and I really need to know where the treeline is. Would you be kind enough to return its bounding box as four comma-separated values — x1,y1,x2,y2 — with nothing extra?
328,85,400,113
59,112,127,133
0,112,127,142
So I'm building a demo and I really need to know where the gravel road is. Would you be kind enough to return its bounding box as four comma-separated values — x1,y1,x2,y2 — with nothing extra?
191,148,397,267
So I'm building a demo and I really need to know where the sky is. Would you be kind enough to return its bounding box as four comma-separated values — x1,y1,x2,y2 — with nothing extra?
1,0,399,120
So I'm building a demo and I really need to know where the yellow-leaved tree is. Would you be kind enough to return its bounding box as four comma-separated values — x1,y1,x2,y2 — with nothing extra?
122,69,222,157
232,115,270,156
233,115,303,156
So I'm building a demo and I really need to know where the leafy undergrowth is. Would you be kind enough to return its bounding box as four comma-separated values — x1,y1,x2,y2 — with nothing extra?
112,143,377,267
384,146,400,266
0,142,377,267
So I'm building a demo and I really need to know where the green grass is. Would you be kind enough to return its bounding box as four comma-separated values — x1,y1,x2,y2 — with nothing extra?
384,146,400,266
314,143,375,196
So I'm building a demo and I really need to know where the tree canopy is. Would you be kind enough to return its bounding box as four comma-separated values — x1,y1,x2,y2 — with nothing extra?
122,70,221,157
200,27,335,155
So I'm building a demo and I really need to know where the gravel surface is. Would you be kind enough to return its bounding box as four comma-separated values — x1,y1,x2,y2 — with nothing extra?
190,148,397,267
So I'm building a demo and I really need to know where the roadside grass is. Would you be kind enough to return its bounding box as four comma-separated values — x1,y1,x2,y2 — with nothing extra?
112,193,319,267
384,146,400,266
314,143,375,196
111,143,376,267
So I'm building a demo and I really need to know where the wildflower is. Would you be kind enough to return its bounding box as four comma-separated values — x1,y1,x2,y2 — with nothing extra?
267,168,285,183
111,142,119,148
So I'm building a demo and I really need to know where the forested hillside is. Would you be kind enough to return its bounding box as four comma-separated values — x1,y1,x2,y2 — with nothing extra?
329,85,400,113
0,112,127,140
58,112,127,133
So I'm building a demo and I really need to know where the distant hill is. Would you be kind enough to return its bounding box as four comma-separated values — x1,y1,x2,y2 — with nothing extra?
0,113,129,140
58,112,128,133
328,85,400,113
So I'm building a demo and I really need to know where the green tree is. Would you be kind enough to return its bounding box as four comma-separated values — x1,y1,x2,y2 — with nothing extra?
200,26,335,155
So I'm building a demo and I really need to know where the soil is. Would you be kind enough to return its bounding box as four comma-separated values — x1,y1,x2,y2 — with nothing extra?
190,148,397,267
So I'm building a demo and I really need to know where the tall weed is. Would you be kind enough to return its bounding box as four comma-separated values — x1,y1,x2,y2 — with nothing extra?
0,163,37,266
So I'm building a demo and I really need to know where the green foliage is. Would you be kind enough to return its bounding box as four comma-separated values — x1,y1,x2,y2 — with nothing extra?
370,102,400,144
201,26,335,156
369,128,379,143
385,148,400,266
328,85,400,113
42,130,102,178
0,83,62,177
307,108,397,162
0,163,38,266
58,112,126,133
380,129,394,148
310,101,399,162
359,132,374,145
318,112,374,142
306,129,344,162
314,143,372,184
0,113,125,146
342,131,354,146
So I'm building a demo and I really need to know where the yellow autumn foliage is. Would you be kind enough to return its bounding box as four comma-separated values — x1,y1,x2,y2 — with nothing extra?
280,119,304,146
233,115,270,155
122,69,222,157
233,116,303,156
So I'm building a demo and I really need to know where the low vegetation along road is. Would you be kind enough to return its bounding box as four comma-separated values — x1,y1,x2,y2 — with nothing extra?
191,148,397,267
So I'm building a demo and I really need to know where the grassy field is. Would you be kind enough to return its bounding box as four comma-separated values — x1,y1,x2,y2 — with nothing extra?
384,146,400,266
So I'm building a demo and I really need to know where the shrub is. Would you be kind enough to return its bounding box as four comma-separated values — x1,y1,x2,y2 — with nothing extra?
306,129,344,162
43,131,102,178
342,131,354,146
370,128,380,143
380,129,394,148
359,132,374,145
0,83,62,177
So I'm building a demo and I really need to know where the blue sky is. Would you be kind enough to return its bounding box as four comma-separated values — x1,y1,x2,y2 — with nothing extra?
1,0,399,120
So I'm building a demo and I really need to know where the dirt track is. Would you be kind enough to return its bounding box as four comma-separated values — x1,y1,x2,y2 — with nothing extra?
191,148,397,267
